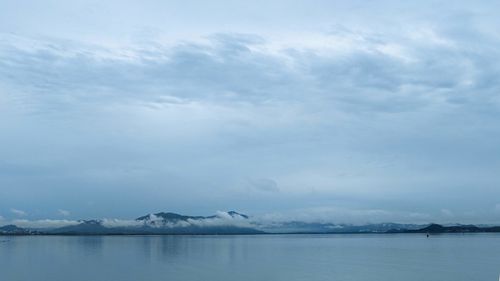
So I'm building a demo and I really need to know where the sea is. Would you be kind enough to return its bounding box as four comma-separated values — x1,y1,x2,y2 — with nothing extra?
1,233,499,281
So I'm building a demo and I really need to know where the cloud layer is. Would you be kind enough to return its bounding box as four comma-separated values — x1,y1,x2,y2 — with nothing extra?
1,1,500,223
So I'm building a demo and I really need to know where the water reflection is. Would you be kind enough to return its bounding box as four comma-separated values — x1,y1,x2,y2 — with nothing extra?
75,236,103,256
1,234,500,281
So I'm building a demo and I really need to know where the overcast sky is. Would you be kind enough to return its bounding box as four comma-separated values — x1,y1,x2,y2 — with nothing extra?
1,0,500,224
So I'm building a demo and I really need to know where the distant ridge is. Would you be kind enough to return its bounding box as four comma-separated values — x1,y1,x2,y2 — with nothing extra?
136,212,205,222
401,223,500,233
0,225,40,235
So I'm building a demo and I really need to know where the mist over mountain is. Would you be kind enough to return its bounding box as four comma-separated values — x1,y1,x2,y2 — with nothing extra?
3,210,500,235
259,222,423,234
0,211,259,235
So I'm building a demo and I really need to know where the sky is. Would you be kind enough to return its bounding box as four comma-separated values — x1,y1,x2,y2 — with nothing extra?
1,0,500,224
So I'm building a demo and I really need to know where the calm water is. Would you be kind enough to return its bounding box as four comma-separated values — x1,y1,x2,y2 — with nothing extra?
1,234,500,281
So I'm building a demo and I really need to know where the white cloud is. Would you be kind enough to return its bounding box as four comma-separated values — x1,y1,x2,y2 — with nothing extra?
10,209,26,216
12,219,79,229
100,219,143,228
184,211,253,228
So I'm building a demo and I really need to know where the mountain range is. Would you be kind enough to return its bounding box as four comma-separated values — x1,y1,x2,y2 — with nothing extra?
2,211,500,235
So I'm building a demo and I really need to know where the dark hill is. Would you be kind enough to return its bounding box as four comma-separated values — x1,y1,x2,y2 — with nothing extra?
407,223,483,233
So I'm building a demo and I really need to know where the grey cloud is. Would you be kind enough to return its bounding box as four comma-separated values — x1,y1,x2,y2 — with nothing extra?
1,35,288,111
2,26,499,117
247,178,280,193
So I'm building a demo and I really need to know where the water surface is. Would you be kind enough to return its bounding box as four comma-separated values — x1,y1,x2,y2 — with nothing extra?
1,234,499,281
